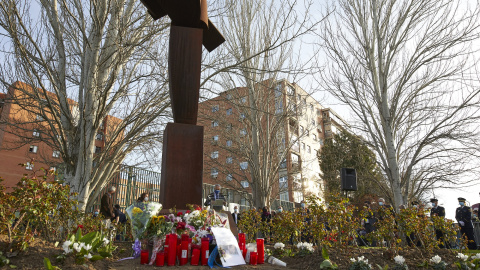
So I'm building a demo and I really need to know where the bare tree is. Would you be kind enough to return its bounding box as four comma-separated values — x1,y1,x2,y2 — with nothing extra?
199,0,324,208
318,0,480,209
0,0,172,210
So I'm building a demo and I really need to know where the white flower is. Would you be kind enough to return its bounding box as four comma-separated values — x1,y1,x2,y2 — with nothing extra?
430,255,442,264
63,247,73,254
350,258,356,263
296,242,314,252
84,244,92,251
196,229,209,238
103,238,110,245
274,243,285,249
84,253,92,259
62,240,72,250
79,242,85,250
394,255,406,265
457,253,469,261
72,242,81,252
472,253,480,260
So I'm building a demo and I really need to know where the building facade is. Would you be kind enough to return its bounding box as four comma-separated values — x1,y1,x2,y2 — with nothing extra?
198,79,348,208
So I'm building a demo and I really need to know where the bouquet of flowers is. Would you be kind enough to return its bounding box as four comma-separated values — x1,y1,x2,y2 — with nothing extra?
125,202,162,240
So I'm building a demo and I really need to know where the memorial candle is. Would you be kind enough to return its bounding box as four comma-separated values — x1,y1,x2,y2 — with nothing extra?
155,252,165,267
180,235,189,265
190,248,200,265
256,238,265,264
140,250,149,265
250,251,258,265
201,237,209,266
167,234,177,266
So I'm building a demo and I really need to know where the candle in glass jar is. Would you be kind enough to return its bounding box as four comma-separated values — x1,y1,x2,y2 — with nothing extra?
167,234,177,266
201,237,209,266
155,251,164,266
256,238,265,264
250,251,258,265
140,250,149,265
190,248,200,265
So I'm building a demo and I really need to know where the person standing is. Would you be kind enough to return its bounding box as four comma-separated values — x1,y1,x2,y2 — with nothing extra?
430,198,447,248
232,205,241,225
136,193,149,203
204,184,226,208
456,197,477,250
100,186,116,229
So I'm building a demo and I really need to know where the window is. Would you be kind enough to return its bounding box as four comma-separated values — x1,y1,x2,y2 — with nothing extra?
226,93,232,100
211,168,218,178
96,133,103,140
33,129,40,137
302,98,306,105
226,140,232,147
226,108,233,115
275,84,283,97
53,150,60,158
300,126,304,134
241,180,249,188
297,94,301,100
29,145,38,153
226,123,232,131
313,134,317,141
307,145,311,153
36,114,44,121
310,104,314,111
319,139,324,145
212,135,219,144
26,162,34,170
279,176,288,189
241,97,247,103
226,156,233,164
240,161,248,170
95,146,102,153
211,151,219,159
280,159,287,169
311,119,315,126
226,174,233,181
280,192,289,201
275,100,283,114
212,121,219,127
306,129,309,136
302,142,305,150
212,105,219,112
239,113,246,120
240,128,247,137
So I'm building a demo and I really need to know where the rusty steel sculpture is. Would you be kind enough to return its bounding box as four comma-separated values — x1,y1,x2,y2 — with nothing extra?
140,0,225,209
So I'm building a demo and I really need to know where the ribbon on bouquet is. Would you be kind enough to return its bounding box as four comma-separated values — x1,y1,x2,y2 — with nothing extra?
149,237,164,265
117,239,142,261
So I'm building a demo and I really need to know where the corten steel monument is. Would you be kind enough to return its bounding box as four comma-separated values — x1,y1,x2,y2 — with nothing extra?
141,0,225,209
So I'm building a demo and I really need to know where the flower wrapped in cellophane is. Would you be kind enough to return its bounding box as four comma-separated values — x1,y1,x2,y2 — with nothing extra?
125,202,162,241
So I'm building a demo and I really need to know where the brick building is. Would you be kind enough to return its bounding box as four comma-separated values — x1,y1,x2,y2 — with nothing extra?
198,79,348,209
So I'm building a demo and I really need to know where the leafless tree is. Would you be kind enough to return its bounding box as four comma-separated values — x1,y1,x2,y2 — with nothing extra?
200,0,325,208
0,0,171,210
318,0,480,209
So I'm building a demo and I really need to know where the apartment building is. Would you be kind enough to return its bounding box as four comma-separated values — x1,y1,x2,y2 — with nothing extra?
198,79,349,208
0,81,122,188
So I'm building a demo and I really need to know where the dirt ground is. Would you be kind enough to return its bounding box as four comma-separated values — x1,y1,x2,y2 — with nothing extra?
3,238,463,269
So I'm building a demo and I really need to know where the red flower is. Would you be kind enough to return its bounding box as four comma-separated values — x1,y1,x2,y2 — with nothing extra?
176,222,186,230
186,210,191,214
177,211,183,216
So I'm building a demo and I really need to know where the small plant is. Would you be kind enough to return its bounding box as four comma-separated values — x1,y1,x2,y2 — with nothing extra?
296,242,314,256
319,247,338,269
43,258,60,270
391,255,408,270
349,256,373,270
56,228,116,265
454,253,472,270
272,242,286,257
425,255,447,270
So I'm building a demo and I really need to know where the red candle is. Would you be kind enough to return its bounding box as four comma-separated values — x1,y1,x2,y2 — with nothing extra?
238,233,246,247
164,234,169,259
250,251,257,265
190,248,200,265
140,249,149,265
155,252,165,267
201,237,209,266
167,234,177,266
256,238,265,264
242,248,247,259
180,237,189,265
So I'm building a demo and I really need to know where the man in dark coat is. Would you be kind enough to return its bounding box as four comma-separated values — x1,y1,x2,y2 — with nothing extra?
232,205,241,224
100,186,116,229
430,198,447,248
456,197,477,249
204,184,226,209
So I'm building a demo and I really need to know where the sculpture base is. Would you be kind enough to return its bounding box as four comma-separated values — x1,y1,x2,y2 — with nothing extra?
160,123,204,209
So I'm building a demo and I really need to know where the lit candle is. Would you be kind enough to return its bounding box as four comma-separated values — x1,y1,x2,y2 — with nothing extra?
140,249,149,265
256,238,265,264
